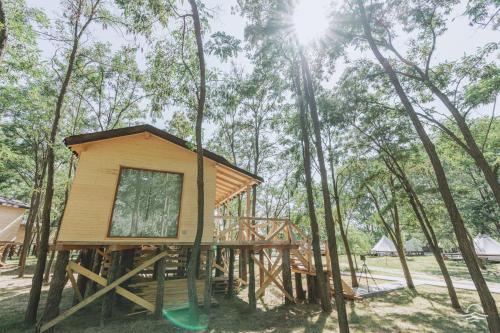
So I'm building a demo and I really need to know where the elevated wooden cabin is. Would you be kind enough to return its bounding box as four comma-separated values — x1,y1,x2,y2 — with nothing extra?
0,196,29,244
40,125,356,333
56,125,262,250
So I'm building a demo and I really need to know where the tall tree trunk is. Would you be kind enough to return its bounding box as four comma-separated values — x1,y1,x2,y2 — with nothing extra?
19,157,47,277
35,250,70,333
356,1,500,330
300,51,349,332
187,0,206,322
85,249,103,297
24,1,92,323
44,155,75,283
329,157,358,288
366,185,415,289
429,85,499,206
0,0,6,60
293,65,332,312
391,188,414,290
383,158,461,310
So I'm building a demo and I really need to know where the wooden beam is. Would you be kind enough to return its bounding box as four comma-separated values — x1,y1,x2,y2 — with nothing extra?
40,251,168,332
227,248,235,298
216,166,251,183
154,247,166,319
282,248,294,304
265,223,287,241
66,269,83,303
216,172,244,187
204,248,213,311
216,180,240,192
254,252,283,297
68,262,154,312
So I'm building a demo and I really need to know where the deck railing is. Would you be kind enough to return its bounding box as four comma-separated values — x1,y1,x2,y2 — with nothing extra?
213,215,315,271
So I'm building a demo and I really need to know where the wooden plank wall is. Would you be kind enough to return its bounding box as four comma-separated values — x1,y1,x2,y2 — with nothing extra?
58,133,216,245
0,206,25,243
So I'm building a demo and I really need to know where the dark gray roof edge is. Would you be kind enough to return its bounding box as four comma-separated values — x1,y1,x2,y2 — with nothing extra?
63,124,264,182
0,196,30,209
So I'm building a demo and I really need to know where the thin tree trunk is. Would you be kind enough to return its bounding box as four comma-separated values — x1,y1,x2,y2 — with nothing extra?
300,52,349,332
19,157,47,277
390,178,415,290
44,155,75,283
366,185,415,289
432,86,499,205
356,1,500,330
293,64,332,312
25,1,99,322
330,157,358,287
383,158,461,309
72,249,92,305
203,247,213,311
101,251,120,323
35,250,70,333
25,46,78,325
86,250,103,297
187,0,206,322
227,248,235,298
295,273,306,300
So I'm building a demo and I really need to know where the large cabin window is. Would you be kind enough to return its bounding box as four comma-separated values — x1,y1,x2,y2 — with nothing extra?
109,167,183,238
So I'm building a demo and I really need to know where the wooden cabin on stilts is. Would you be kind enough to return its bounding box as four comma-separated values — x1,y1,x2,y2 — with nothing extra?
0,196,29,266
39,125,355,332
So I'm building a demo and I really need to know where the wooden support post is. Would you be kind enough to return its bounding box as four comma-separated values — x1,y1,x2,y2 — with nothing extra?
73,249,92,305
295,273,305,300
119,249,135,285
177,247,188,277
215,246,223,277
204,247,213,311
282,248,294,305
259,250,264,287
306,274,317,303
67,268,82,303
227,248,235,298
240,249,247,283
154,247,166,319
248,249,256,311
101,251,120,324
1,244,11,263
86,249,103,297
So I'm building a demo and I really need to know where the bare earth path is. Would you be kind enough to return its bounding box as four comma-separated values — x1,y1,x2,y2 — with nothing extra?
341,264,500,293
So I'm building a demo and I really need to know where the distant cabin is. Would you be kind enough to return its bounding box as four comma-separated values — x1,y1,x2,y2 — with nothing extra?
56,125,262,249
0,196,29,244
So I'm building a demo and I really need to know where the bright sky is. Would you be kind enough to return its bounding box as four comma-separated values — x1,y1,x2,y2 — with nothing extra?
27,0,499,123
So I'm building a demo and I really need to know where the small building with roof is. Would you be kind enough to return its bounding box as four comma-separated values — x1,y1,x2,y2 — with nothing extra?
0,195,29,244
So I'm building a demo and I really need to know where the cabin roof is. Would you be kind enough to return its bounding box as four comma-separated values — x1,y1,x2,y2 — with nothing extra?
64,125,263,206
0,195,29,209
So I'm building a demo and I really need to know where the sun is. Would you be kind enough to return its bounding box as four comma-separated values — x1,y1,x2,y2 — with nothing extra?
292,0,330,45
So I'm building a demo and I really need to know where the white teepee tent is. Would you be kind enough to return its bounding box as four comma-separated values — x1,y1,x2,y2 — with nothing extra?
405,238,423,253
371,235,397,255
474,234,500,262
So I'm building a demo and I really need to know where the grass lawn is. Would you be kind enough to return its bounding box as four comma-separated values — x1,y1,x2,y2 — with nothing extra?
1,257,500,333
337,254,500,283
0,282,498,332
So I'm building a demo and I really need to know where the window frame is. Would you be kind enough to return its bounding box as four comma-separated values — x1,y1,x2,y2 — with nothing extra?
106,166,184,239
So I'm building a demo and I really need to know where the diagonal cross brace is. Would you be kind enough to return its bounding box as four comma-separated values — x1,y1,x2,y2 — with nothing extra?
40,250,168,332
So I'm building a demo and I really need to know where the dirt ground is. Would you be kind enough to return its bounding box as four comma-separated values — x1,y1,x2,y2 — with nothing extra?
1,259,499,333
